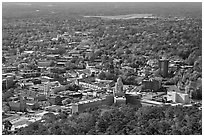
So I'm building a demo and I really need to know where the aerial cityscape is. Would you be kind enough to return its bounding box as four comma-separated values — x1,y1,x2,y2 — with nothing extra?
2,2,202,135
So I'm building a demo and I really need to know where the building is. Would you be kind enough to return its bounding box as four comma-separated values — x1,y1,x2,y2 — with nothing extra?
44,105,62,113
141,78,161,92
114,76,124,96
158,59,169,77
114,96,126,105
125,93,142,106
79,82,102,90
2,76,14,90
2,66,18,73
8,96,27,112
48,95,62,105
41,76,54,82
141,99,164,106
38,61,52,68
105,95,114,106
26,101,39,110
113,77,126,104
167,91,190,104
151,79,161,91
35,94,47,101
71,98,106,114
50,85,66,94
141,80,152,91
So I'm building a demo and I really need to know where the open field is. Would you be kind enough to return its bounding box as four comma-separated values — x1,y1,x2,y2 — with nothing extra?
84,14,155,20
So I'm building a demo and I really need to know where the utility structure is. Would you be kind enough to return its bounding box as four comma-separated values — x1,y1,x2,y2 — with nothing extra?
158,58,169,78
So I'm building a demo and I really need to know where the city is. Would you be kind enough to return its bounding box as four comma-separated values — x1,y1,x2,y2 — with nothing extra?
2,2,202,135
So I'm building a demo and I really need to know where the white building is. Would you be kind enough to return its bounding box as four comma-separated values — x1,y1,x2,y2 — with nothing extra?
167,91,190,104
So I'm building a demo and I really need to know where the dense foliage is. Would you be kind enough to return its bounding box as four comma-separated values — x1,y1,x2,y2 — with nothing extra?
2,6,202,87
15,105,202,135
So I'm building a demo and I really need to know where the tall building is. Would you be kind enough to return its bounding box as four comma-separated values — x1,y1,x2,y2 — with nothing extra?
114,77,126,105
158,59,169,77
44,81,50,97
115,76,123,93
3,76,14,90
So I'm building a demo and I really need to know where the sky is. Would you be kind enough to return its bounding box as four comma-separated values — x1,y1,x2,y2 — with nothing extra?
2,2,202,18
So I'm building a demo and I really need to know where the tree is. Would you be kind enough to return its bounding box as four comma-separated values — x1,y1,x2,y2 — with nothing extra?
191,86,202,100
3,120,12,131
3,88,14,101
2,56,6,63
62,98,71,106
42,113,56,124
98,71,106,80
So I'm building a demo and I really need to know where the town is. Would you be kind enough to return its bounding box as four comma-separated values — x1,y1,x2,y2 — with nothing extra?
2,2,202,135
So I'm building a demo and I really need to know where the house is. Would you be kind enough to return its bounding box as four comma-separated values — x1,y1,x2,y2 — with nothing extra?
2,66,18,73
68,49,81,56
48,95,62,105
63,55,73,60
46,54,60,60
51,85,66,94
26,100,39,110
35,94,47,101
38,61,52,68
41,76,54,82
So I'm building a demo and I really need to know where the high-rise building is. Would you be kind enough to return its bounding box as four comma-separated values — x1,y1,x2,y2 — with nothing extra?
114,76,124,95
114,77,126,104
44,81,50,97
158,59,169,77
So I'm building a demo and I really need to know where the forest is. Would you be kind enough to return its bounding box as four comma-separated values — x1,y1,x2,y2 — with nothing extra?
2,2,202,135
15,104,202,135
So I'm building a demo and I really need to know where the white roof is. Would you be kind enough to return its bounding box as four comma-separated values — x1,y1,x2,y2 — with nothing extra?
23,51,34,54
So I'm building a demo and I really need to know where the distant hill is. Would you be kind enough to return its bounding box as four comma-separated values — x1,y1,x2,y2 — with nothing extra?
2,2,202,19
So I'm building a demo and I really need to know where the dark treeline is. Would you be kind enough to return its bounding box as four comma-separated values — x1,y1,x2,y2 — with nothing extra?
15,105,202,135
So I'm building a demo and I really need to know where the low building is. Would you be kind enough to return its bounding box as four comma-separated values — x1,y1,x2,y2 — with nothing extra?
141,78,161,92
48,95,62,105
125,93,142,106
41,76,54,82
167,91,190,104
2,66,18,73
51,85,66,94
114,96,126,105
44,105,62,113
8,101,26,112
38,61,52,68
26,101,39,110
71,98,106,114
141,99,164,106
79,82,102,90
35,94,47,101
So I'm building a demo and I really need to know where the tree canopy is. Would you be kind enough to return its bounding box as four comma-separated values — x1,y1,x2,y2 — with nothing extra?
15,105,201,135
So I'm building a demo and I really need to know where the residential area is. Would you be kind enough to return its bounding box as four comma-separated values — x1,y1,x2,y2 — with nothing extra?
2,2,202,135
